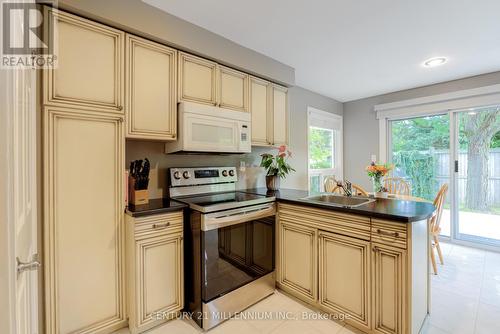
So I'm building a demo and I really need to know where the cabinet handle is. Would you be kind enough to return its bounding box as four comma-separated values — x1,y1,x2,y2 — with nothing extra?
377,229,399,238
118,105,123,111
153,222,170,229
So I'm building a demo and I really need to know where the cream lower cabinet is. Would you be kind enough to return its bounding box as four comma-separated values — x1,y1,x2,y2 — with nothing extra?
126,212,184,334
125,34,177,140
43,106,126,334
277,220,317,303
372,243,406,334
277,204,429,334
44,8,124,113
318,231,371,332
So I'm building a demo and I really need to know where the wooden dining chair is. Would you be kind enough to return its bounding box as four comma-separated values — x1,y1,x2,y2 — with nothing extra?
429,183,448,275
324,176,369,196
384,177,411,196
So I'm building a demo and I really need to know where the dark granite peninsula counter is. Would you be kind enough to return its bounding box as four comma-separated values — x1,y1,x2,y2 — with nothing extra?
241,188,435,223
126,198,187,217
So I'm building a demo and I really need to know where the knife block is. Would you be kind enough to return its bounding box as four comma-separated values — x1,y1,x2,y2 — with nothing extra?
129,176,149,205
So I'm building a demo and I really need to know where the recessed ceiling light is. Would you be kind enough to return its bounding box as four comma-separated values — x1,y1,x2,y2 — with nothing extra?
423,57,448,68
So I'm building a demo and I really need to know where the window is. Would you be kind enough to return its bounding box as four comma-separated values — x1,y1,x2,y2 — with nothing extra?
308,107,343,193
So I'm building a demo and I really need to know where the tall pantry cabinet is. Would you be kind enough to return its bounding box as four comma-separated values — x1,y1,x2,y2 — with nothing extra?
43,8,127,334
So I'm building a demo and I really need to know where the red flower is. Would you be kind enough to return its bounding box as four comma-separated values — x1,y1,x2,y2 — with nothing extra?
278,152,286,158
278,145,286,153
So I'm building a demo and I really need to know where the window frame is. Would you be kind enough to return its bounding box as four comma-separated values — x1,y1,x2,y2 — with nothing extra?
307,107,343,192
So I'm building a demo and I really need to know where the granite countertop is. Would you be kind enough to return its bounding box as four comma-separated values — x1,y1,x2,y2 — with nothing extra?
241,188,436,223
126,198,187,218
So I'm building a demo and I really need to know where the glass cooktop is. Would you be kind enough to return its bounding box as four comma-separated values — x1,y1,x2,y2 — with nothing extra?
174,191,275,213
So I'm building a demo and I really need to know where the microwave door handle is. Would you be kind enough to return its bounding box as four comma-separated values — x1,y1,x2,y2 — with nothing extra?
201,205,276,231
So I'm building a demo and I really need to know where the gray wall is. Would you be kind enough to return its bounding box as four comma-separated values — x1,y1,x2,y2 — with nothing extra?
58,0,294,86
126,86,343,197
344,71,500,189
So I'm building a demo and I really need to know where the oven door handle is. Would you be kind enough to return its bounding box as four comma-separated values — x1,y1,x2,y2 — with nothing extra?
201,203,276,231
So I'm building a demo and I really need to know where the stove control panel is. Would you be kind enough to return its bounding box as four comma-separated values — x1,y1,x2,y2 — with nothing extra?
169,167,238,187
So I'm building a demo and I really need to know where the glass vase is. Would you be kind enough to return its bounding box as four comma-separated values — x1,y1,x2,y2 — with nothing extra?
372,175,383,193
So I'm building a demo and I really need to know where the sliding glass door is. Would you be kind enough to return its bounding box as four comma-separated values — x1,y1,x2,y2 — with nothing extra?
454,107,500,246
388,106,500,247
389,114,451,236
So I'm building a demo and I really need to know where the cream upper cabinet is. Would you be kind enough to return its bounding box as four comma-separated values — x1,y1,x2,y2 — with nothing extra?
277,220,317,303
318,231,371,332
43,106,126,334
178,52,217,106
270,84,288,146
125,34,177,140
249,76,271,146
126,212,184,334
217,65,249,111
44,8,124,113
372,243,406,334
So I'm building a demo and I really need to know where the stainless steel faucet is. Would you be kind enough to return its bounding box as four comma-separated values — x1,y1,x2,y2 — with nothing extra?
336,180,353,197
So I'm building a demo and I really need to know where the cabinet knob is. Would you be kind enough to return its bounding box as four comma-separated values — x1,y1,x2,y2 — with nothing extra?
372,246,380,253
117,105,123,111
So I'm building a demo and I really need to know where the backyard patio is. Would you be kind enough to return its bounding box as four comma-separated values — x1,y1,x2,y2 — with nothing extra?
440,209,500,242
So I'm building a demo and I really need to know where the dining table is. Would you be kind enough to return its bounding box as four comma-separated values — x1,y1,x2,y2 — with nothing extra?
369,192,432,203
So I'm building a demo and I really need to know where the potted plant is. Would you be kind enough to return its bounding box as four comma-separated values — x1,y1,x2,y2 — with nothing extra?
366,162,393,197
260,145,295,191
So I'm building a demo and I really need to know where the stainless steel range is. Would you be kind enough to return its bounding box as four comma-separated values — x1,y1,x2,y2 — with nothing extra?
169,167,276,330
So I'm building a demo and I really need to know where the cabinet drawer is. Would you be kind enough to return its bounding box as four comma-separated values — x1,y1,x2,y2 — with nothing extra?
278,203,371,241
371,219,407,249
134,211,183,236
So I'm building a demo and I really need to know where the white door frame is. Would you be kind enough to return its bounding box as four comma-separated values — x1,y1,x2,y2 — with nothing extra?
0,41,40,334
307,106,343,191
375,84,500,251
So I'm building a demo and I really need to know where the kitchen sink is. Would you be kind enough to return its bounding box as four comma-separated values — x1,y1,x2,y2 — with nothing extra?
300,194,375,208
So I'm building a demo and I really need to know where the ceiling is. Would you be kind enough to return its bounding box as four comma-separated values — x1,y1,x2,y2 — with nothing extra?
143,0,500,102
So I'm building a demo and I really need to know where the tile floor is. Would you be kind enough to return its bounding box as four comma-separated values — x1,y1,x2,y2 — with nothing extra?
116,242,500,334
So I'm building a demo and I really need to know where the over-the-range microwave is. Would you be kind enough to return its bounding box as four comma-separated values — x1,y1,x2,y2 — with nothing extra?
165,102,251,154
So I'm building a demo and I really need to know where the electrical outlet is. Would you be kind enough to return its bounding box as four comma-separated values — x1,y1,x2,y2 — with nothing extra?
371,154,377,163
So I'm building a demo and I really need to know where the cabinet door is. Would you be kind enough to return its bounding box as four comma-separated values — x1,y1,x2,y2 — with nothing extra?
134,233,184,332
125,35,177,140
217,65,248,111
278,221,317,303
372,243,406,334
271,84,288,146
44,107,126,334
318,231,371,332
44,9,124,113
249,76,271,146
178,52,217,105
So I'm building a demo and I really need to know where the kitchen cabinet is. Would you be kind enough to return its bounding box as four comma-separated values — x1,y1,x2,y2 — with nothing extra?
250,82,288,147
277,203,429,334
43,106,126,334
277,220,317,303
126,212,184,334
318,231,371,332
217,65,249,111
178,52,217,106
249,76,272,145
125,34,177,140
372,243,406,334
44,8,124,113
270,84,288,146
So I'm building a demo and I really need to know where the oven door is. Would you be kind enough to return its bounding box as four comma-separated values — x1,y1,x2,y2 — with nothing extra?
200,203,275,303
